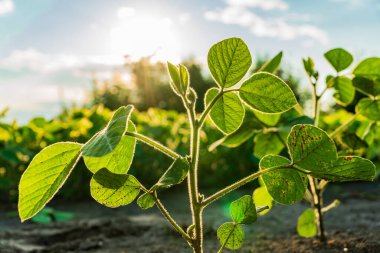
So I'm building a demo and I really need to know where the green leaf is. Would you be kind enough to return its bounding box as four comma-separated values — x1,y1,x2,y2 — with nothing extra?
239,72,297,113
326,75,335,88
90,168,140,208
297,209,317,238
253,186,273,215
18,142,82,221
324,48,353,72
253,110,281,126
352,76,380,96
208,37,252,88
179,64,189,93
83,121,136,174
205,88,245,134
311,156,376,182
356,98,380,121
353,57,380,80
253,133,285,159
167,61,181,95
303,57,317,77
217,222,244,250
82,106,133,157
230,195,257,224
258,51,283,73
137,193,155,209
288,124,337,171
288,125,376,181
156,157,190,188
332,76,355,106
260,155,307,205
208,126,256,151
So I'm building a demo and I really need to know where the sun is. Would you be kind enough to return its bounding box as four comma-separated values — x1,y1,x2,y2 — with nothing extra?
108,8,181,63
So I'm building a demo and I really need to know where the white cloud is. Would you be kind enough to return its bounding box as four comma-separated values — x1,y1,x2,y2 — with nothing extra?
226,0,288,11
0,0,14,16
204,2,328,45
117,7,136,19
0,49,85,73
0,49,126,74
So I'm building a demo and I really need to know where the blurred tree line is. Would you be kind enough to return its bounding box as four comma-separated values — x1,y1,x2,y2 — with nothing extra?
90,55,309,112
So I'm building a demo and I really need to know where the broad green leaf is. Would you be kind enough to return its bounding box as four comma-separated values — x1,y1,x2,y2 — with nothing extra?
253,133,284,159
253,186,273,215
208,37,252,88
90,168,140,208
157,157,190,188
217,222,244,250
288,124,337,171
137,193,155,209
332,76,355,106
230,195,257,224
239,72,297,113
356,98,380,121
253,110,281,126
353,57,380,79
324,48,353,72
19,142,82,221
352,76,380,96
260,155,306,205
83,121,136,174
205,88,245,134
82,106,133,157
297,209,317,238
311,156,375,182
258,51,283,73
167,62,181,95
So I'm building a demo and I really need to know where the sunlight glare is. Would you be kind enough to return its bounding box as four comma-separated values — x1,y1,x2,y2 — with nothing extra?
108,10,181,63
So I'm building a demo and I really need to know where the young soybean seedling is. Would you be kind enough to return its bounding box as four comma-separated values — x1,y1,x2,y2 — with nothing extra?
18,38,376,253
294,50,380,241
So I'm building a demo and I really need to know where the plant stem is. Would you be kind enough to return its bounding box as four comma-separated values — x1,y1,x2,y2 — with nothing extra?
309,78,326,241
202,166,286,207
125,131,180,159
309,176,326,241
152,193,192,242
182,94,203,253
139,185,191,242
329,114,358,138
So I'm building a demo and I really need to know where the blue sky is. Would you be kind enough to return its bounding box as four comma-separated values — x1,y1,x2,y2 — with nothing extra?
0,0,380,122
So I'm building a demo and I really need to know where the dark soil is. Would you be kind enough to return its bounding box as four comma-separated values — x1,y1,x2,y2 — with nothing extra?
0,182,379,253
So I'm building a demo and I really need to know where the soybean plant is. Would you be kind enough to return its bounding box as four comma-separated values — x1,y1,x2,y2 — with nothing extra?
18,38,376,252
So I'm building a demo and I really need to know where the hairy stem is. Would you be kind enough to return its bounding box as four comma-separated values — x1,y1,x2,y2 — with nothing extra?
125,131,180,159
203,166,286,207
309,78,326,241
138,185,191,242
309,177,326,241
152,193,192,242
182,94,203,253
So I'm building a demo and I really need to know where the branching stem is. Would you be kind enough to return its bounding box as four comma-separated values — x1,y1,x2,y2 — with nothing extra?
202,165,288,207
125,131,180,159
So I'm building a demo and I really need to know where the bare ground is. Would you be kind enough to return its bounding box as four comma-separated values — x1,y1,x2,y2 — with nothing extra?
0,182,379,253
